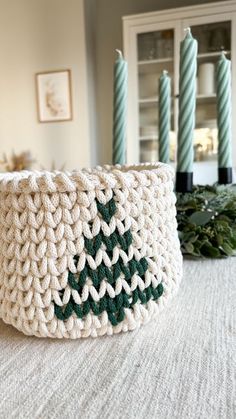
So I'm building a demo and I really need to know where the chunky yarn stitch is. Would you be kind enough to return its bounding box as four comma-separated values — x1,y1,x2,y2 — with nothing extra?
0,163,182,339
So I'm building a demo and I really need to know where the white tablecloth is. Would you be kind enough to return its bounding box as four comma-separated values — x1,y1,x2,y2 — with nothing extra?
0,258,235,419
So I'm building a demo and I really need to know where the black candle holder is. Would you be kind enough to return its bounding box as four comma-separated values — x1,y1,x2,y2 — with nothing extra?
218,167,233,184
176,172,193,193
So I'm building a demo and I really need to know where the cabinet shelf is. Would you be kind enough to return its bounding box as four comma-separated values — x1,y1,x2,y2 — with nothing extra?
139,97,158,104
138,95,214,105
196,94,216,103
139,97,175,105
138,57,173,65
137,51,230,66
139,135,158,141
197,50,230,60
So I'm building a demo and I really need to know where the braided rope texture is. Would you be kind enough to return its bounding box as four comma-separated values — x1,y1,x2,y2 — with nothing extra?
0,163,182,339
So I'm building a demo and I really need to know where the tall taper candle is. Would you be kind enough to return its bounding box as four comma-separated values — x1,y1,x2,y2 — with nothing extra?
112,49,128,165
176,28,198,193
216,52,232,184
159,70,171,163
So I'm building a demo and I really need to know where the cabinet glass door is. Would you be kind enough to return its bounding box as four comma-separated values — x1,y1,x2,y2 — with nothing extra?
137,28,177,163
183,18,232,164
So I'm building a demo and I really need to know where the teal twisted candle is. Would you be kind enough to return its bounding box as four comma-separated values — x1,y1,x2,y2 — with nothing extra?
177,28,198,174
112,50,128,165
216,53,232,169
158,70,171,163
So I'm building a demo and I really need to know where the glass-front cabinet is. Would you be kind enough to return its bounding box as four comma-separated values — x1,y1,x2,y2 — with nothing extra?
184,16,232,166
123,1,236,184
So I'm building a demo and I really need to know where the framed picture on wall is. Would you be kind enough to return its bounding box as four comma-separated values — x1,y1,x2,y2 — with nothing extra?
35,69,73,122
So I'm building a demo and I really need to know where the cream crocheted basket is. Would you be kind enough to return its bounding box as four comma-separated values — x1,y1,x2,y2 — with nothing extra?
0,163,182,339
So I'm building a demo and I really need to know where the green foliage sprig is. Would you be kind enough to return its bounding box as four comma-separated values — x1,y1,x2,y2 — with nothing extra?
176,185,236,258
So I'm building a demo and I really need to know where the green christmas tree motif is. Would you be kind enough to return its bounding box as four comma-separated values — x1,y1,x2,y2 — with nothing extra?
54,195,164,326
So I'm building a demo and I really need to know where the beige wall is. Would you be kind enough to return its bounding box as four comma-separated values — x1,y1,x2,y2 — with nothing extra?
95,0,222,165
0,0,91,170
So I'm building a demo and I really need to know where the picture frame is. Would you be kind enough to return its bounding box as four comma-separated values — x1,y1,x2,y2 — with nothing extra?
35,69,73,123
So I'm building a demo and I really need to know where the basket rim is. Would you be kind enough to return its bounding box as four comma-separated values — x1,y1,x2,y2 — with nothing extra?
0,163,174,193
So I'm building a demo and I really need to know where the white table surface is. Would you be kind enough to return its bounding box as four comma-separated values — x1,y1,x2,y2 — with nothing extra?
0,258,235,419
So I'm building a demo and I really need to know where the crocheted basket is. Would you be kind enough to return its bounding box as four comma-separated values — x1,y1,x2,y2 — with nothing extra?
0,163,182,339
